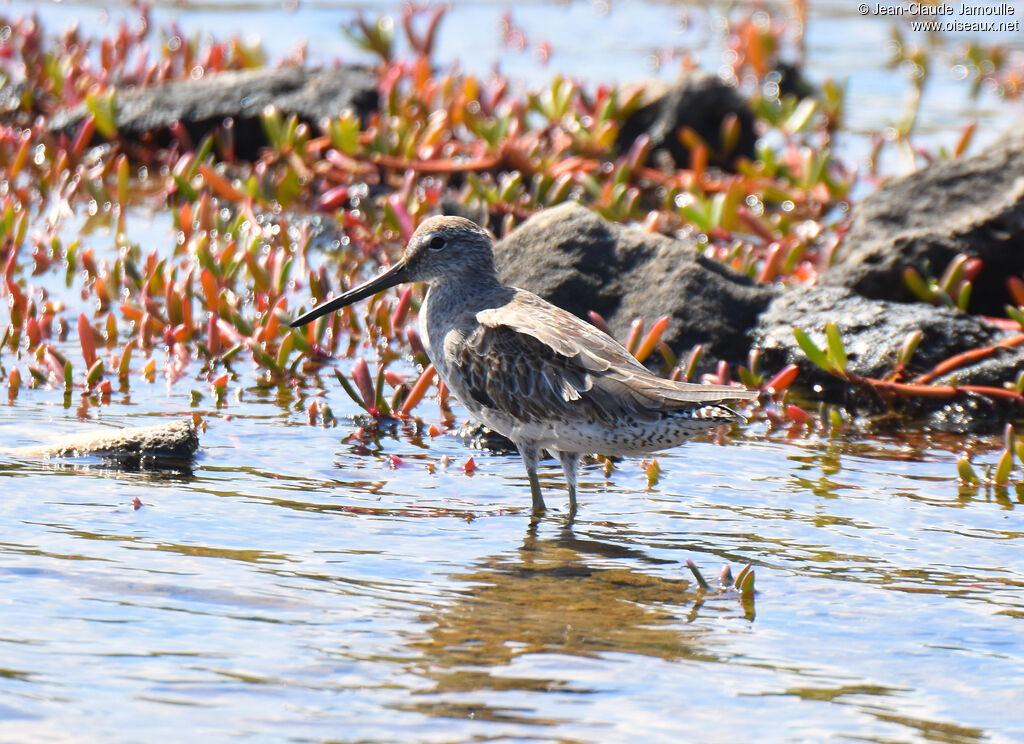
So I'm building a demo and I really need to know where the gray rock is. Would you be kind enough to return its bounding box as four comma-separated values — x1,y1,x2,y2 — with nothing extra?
48,66,379,160
823,131,1024,315
5,419,199,465
493,202,777,362
752,285,1022,429
0,80,28,119
753,285,1005,384
925,397,1005,434
928,342,1024,432
615,71,758,171
453,420,517,454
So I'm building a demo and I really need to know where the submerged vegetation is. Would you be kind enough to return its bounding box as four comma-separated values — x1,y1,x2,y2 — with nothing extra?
0,4,1022,489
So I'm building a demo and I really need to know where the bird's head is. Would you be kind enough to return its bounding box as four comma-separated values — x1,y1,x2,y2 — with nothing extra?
289,215,497,328
401,215,497,285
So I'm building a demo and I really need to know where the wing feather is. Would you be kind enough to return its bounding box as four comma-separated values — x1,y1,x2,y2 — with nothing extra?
454,291,756,425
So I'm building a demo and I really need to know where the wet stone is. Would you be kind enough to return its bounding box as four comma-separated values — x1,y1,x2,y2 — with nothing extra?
752,286,1005,385
823,129,1024,315
453,421,517,454
615,71,758,171
925,397,1004,434
751,285,1023,429
8,419,200,466
47,65,379,161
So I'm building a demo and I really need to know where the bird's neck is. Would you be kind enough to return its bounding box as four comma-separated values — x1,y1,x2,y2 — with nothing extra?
429,269,502,299
424,273,511,322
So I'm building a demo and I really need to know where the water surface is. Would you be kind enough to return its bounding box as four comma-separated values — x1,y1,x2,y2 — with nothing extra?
2,385,1023,742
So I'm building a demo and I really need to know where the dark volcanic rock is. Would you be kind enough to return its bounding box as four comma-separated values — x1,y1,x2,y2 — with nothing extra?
752,285,1024,429
752,285,1007,386
615,72,758,171
823,131,1024,315
436,196,505,237
0,81,28,120
923,342,1024,431
11,419,200,464
453,421,518,454
493,202,777,363
48,66,379,160
925,397,1006,434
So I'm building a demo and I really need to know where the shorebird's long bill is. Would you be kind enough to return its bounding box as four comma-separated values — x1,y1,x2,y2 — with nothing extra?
289,259,410,328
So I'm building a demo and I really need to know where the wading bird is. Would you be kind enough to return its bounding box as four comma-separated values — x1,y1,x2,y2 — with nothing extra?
291,216,756,513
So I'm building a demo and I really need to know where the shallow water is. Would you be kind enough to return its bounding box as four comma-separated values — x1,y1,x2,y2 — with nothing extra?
2,373,1023,742
3,1,1024,742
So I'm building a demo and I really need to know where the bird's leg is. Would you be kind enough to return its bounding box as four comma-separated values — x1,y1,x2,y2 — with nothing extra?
516,442,546,513
557,451,581,513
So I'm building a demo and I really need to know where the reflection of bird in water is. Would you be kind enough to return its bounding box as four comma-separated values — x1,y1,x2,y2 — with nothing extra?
292,216,756,513
400,520,715,725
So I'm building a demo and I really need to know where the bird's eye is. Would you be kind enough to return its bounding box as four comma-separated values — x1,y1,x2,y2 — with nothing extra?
428,236,446,251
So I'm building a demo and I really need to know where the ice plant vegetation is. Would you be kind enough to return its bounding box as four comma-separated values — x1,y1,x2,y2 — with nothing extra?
0,6,1020,485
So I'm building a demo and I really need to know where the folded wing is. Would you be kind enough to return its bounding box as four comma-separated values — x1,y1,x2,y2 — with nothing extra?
455,291,757,425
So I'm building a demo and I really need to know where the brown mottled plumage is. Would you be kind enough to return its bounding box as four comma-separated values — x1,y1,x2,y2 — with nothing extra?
292,215,757,513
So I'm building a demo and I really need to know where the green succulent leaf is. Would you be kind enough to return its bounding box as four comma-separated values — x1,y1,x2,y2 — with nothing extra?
825,322,848,372
793,328,831,372
685,559,710,591
956,456,980,485
993,449,1013,485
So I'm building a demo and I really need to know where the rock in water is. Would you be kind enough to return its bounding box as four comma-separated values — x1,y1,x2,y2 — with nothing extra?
6,419,200,465
46,66,379,161
615,72,758,171
823,130,1024,315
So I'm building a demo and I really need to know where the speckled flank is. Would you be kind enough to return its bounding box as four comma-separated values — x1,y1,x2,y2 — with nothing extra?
472,404,744,457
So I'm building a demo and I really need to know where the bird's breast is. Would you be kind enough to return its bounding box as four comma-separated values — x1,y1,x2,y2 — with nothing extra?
419,288,469,393
419,289,454,373
417,290,436,364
